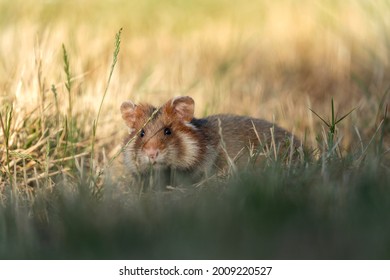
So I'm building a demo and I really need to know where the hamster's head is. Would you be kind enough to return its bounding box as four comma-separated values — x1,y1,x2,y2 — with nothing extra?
120,96,201,174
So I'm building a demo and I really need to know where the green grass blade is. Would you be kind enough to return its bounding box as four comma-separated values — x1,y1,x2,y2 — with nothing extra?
331,97,335,128
335,106,358,125
309,108,330,127
62,44,72,118
94,28,122,133
90,28,122,182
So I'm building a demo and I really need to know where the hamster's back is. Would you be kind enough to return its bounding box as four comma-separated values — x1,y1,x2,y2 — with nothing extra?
204,114,299,168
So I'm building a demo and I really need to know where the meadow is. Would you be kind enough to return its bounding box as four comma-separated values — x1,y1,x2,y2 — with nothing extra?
0,0,390,259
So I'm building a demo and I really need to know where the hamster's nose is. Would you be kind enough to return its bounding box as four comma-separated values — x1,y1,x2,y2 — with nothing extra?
145,148,159,163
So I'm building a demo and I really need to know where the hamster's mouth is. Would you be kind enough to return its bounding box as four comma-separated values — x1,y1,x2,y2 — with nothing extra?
142,155,169,170
147,162,167,169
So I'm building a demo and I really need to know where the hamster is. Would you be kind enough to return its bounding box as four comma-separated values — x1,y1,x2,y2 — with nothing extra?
120,96,300,178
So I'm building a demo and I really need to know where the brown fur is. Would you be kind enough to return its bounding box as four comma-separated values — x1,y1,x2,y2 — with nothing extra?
120,96,300,177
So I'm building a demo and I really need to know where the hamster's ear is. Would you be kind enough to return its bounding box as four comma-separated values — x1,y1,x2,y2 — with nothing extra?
120,101,137,128
166,96,195,122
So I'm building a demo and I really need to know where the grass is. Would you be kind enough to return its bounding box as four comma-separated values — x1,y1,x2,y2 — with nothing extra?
0,0,390,259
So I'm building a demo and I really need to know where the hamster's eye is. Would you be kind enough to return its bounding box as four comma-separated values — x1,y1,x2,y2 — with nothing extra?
164,128,172,136
140,129,145,138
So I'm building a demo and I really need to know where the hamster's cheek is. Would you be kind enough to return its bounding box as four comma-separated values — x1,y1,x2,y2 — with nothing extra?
164,147,182,169
138,153,151,166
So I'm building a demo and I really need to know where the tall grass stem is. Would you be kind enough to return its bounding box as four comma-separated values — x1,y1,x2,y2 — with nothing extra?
90,28,122,182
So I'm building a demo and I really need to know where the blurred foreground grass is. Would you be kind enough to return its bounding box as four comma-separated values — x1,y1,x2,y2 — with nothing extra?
1,159,390,259
1,0,390,259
